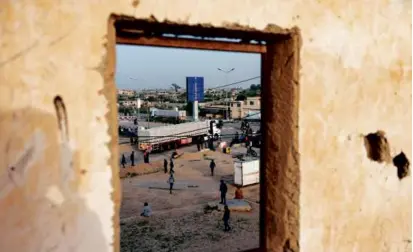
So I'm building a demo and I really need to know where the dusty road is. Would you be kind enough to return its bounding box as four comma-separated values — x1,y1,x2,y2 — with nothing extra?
119,148,260,252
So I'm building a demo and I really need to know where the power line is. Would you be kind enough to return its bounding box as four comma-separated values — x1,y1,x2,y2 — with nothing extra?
198,76,261,108
208,76,261,90
130,132,261,140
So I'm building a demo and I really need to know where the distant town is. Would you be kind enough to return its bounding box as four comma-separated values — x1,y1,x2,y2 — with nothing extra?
117,84,261,122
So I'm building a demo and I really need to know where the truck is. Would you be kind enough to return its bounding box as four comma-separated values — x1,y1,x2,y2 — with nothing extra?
137,120,221,152
152,109,187,120
233,158,260,187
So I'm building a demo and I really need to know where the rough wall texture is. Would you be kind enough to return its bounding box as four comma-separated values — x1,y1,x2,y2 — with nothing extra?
0,0,411,252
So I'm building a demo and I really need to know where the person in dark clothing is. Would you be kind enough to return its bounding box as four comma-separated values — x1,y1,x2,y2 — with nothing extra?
235,131,239,142
143,151,146,163
121,154,127,168
210,160,216,176
169,159,174,174
171,150,178,159
130,151,135,166
164,159,168,174
222,205,231,231
208,137,214,151
130,137,133,145
247,127,253,137
219,180,228,204
196,136,201,151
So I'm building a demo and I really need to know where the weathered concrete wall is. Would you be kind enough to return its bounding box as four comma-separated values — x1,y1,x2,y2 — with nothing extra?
0,0,411,251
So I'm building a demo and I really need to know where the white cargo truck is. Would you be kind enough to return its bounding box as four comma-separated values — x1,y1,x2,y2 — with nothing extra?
137,120,221,152
152,109,187,120
233,159,260,186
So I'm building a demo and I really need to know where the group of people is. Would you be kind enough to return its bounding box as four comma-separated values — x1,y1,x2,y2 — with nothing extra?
196,135,215,152
229,121,254,148
218,179,245,232
139,179,242,232
121,151,135,168
218,179,243,203
137,152,245,232
121,149,151,168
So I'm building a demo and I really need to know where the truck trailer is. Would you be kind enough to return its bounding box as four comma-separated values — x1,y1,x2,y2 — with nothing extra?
152,109,187,120
137,120,221,152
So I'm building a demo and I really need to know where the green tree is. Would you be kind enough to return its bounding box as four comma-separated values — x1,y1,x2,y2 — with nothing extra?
236,94,247,101
146,96,156,102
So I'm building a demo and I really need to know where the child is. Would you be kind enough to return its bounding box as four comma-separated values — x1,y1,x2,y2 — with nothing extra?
234,186,244,199
140,202,152,217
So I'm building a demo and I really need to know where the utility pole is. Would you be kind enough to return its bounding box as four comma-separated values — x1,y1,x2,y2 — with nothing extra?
217,68,235,120
129,77,141,121
147,106,150,129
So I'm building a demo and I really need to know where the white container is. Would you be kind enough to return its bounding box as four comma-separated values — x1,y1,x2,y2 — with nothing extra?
233,159,260,186
153,109,187,118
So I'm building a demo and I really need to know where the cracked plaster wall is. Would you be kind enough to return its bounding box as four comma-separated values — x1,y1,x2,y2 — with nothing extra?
0,0,411,251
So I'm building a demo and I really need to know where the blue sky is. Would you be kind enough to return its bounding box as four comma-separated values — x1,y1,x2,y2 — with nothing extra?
115,45,261,90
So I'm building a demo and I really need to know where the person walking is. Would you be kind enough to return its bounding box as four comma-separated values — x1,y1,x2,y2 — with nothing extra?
222,205,231,231
219,180,228,205
164,159,168,174
169,159,174,174
121,154,127,168
210,160,216,176
130,151,135,166
168,174,175,194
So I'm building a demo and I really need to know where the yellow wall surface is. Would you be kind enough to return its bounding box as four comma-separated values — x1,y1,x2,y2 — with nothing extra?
0,0,411,251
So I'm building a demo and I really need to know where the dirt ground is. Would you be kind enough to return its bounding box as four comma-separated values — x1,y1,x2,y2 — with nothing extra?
119,144,260,252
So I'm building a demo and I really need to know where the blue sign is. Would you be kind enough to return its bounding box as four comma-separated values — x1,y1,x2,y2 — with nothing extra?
186,77,204,102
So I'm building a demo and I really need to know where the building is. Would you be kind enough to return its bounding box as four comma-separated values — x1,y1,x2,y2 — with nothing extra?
117,89,136,96
120,100,139,107
230,96,261,119
201,104,227,118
